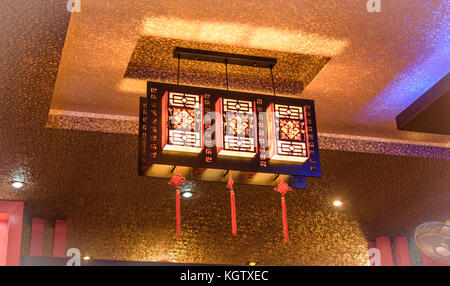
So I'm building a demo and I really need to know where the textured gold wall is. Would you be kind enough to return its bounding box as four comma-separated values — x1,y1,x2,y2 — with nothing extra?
5,130,448,265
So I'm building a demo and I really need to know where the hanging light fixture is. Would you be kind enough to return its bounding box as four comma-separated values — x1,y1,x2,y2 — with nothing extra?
138,47,322,241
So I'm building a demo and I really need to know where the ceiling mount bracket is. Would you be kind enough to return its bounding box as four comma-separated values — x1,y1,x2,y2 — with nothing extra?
173,47,277,69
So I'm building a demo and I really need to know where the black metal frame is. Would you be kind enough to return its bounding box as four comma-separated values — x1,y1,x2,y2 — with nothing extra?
139,81,321,188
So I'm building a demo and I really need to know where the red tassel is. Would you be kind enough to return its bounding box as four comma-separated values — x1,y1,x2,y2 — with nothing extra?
176,189,181,238
169,167,185,238
274,177,291,243
227,172,237,236
281,195,289,242
230,190,237,236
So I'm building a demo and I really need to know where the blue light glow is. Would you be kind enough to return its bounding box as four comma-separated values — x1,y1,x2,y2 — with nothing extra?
355,18,449,123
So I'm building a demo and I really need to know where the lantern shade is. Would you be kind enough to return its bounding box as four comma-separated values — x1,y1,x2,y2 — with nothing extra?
140,81,321,188
215,98,257,158
267,103,309,163
162,91,204,153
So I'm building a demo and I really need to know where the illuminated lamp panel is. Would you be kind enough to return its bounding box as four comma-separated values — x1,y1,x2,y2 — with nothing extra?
216,98,257,158
267,103,309,163
162,92,203,153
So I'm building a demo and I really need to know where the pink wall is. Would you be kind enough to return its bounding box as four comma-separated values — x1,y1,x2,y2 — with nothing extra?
0,216,9,266
52,220,67,257
0,201,24,266
369,236,449,266
30,218,45,256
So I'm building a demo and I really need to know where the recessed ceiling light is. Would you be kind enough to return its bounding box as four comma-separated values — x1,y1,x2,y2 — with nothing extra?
248,261,257,266
182,192,192,198
333,200,342,207
12,181,24,189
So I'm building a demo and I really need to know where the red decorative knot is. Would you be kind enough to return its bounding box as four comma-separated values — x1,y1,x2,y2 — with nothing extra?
168,168,185,188
227,171,234,190
274,178,291,196
274,177,291,242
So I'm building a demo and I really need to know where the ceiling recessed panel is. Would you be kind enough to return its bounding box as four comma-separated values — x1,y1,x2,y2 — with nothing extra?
124,36,330,97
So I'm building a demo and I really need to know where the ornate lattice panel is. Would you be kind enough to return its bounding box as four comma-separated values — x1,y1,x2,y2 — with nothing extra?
161,92,203,153
267,104,309,163
215,98,257,158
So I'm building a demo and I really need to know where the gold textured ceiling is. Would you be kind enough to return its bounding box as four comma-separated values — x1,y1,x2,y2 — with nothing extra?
49,0,450,146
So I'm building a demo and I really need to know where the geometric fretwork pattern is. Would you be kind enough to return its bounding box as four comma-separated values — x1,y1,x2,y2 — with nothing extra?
168,92,202,148
274,104,307,157
222,99,256,153
279,119,302,141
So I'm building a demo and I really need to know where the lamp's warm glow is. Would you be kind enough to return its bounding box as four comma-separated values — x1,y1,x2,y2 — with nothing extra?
12,181,24,189
266,103,309,163
83,256,91,261
270,155,309,163
218,150,257,158
333,200,343,207
248,261,257,266
118,78,146,94
163,145,203,153
216,98,258,158
162,92,204,154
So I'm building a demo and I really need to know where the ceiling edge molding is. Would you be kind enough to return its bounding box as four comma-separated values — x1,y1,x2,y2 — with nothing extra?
318,133,449,160
46,110,138,135
46,110,450,159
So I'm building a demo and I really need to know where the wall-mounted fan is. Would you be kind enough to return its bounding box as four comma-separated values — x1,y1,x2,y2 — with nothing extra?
415,220,450,265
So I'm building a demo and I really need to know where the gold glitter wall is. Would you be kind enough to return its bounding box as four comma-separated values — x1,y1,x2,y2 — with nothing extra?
7,130,449,266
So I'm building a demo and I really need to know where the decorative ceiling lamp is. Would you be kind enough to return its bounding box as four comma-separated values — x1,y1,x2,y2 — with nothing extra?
139,47,322,241
168,167,185,238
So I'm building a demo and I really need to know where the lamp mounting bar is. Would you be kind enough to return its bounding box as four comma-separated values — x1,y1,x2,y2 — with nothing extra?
173,47,277,69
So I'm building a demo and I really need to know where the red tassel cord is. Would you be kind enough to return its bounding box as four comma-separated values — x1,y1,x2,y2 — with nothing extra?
175,189,181,238
274,178,291,242
168,167,185,238
281,196,289,242
227,171,237,236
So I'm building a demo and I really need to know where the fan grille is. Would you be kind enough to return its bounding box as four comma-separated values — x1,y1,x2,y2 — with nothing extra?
415,221,450,265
